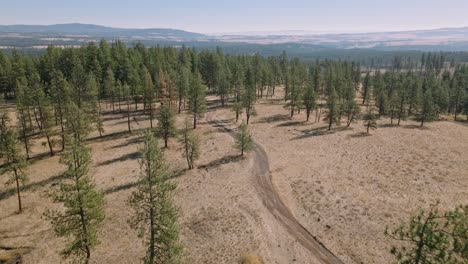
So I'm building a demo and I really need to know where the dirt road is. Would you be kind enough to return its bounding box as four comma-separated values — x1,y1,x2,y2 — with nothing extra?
205,107,343,264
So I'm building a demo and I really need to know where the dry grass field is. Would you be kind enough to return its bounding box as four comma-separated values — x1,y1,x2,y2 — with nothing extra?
1,90,467,264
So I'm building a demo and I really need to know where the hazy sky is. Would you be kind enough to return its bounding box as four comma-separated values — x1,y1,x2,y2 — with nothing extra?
2,0,468,33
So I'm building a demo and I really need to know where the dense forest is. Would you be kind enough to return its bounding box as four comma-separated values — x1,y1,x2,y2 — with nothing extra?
0,41,467,263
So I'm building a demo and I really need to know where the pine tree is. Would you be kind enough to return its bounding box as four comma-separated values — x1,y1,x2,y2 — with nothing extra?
463,95,468,121
417,89,437,127
44,141,105,263
176,66,190,113
342,80,360,127
362,105,378,134
31,74,55,156
235,121,253,156
128,130,182,264
15,79,31,157
385,203,468,264
324,72,340,130
0,114,28,213
123,82,132,133
104,67,116,113
453,74,466,121
188,72,206,129
230,60,244,122
50,71,70,151
243,67,257,125
397,75,410,125
143,69,156,128
180,119,200,170
362,72,371,105
303,78,317,122
156,105,176,148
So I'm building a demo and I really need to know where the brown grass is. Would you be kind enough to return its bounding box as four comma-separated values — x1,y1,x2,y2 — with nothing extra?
239,253,263,264
1,90,467,264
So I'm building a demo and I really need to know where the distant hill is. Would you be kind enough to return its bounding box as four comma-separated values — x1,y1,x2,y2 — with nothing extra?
0,23,207,39
1,23,468,52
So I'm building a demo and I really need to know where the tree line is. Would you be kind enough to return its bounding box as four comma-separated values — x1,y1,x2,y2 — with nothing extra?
0,41,467,263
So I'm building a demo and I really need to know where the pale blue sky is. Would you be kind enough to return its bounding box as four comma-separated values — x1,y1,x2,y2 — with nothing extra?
1,0,468,33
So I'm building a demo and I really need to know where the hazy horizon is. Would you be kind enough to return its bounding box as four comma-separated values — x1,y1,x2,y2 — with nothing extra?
2,0,468,34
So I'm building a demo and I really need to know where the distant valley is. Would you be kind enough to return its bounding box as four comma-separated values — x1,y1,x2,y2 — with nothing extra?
1,23,468,51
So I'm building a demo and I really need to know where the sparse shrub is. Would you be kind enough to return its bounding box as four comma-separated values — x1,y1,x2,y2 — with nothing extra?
239,253,263,264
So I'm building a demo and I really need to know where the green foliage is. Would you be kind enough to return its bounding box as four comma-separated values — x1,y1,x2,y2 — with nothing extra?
128,130,182,264
362,105,378,134
235,121,253,156
323,75,341,130
188,72,207,129
385,203,468,264
45,141,105,263
180,119,200,170
303,77,317,121
417,89,437,126
0,114,28,212
242,67,257,124
156,105,177,148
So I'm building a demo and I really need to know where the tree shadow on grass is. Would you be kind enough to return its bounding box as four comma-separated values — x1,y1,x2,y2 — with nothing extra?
104,168,189,195
104,181,138,195
97,152,140,166
403,124,429,130
0,172,65,202
255,114,290,124
276,120,306,127
198,154,244,170
291,126,349,140
108,137,142,150
348,132,372,138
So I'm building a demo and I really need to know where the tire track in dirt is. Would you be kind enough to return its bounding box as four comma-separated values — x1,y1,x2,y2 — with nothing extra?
206,110,343,264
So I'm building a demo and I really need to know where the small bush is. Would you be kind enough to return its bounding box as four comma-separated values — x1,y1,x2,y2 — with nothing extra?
239,253,263,264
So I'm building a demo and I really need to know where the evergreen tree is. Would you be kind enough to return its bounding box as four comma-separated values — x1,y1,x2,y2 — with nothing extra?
128,130,182,264
0,114,28,213
362,72,371,105
235,121,253,156
176,66,190,113
417,89,437,127
342,80,360,127
453,74,466,121
324,72,340,130
385,203,468,264
362,105,378,134
303,78,317,122
397,75,410,125
15,79,31,157
31,74,55,156
143,69,156,128
50,71,70,150
156,105,176,148
104,67,116,113
243,67,257,125
180,119,200,170
188,72,206,129
45,141,105,263
123,82,132,133
230,60,244,122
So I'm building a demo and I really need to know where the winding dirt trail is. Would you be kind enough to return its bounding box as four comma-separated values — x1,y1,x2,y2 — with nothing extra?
205,106,343,264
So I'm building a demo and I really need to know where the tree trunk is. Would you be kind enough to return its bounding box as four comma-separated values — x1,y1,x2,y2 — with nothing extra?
149,206,155,264
14,168,22,213
127,98,132,133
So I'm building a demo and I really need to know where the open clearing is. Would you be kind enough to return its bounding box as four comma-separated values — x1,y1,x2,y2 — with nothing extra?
1,90,468,263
